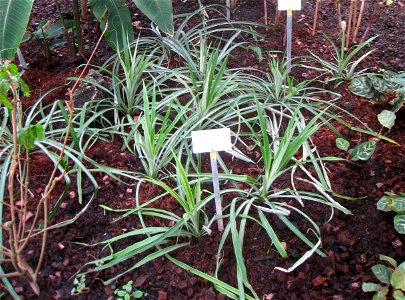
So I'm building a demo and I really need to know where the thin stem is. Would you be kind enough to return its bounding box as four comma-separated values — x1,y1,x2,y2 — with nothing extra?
353,0,365,42
351,0,358,42
0,272,21,278
81,0,87,20
312,0,320,36
32,24,108,279
54,0,75,55
6,69,21,269
336,0,342,35
359,2,381,43
345,0,354,49
72,0,83,54
274,7,280,26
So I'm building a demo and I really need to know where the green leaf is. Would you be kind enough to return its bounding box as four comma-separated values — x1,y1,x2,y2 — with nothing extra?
399,262,405,272
133,290,144,298
133,0,173,35
123,281,133,292
393,290,405,300
19,79,30,97
372,286,389,300
32,21,65,40
362,282,382,292
0,92,12,109
379,255,397,268
349,76,375,99
89,0,134,50
394,214,405,234
17,124,45,150
248,45,263,61
372,264,392,284
349,141,376,161
392,72,405,87
392,195,405,212
377,196,393,212
368,74,385,93
0,0,34,59
336,137,350,151
258,210,288,258
391,267,405,290
116,290,126,297
377,110,396,129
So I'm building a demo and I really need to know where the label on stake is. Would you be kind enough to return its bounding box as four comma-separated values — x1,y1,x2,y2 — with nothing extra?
191,128,232,154
278,0,301,10
191,129,230,232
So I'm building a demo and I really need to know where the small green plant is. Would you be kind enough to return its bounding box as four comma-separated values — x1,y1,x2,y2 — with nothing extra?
377,192,405,234
114,280,147,300
128,84,190,178
362,255,405,300
308,34,376,86
71,275,87,295
335,138,376,161
349,70,405,129
22,19,74,59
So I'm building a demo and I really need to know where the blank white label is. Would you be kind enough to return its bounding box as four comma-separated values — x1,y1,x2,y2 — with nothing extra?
191,128,232,153
278,0,301,10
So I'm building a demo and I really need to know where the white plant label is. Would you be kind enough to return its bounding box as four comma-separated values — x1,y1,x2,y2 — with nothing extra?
278,0,301,11
191,128,232,154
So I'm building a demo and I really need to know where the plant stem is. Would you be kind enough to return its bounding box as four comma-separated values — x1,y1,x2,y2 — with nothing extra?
81,0,87,20
54,0,75,55
274,7,280,26
345,0,354,49
351,0,358,42
312,0,320,36
335,0,342,35
72,0,83,54
359,1,381,43
353,0,365,43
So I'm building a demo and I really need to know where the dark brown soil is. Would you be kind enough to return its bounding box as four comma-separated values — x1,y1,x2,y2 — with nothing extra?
2,0,404,299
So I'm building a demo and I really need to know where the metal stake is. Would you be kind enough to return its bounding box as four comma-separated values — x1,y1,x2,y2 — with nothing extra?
226,0,231,20
210,152,224,232
286,10,293,72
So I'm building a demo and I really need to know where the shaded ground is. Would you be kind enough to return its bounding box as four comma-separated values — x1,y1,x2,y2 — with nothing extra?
2,0,404,299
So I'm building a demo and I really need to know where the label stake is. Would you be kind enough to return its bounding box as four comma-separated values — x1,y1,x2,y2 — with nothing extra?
191,128,231,233
286,9,293,72
278,0,301,72
210,152,224,232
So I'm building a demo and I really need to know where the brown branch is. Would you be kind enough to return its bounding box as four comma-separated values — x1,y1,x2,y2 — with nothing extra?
312,0,320,36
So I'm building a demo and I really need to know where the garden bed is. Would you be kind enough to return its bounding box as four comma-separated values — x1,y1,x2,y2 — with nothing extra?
1,0,404,299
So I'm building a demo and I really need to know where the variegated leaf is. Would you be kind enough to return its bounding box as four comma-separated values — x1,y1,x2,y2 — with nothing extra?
349,141,376,161
377,110,396,129
394,214,405,234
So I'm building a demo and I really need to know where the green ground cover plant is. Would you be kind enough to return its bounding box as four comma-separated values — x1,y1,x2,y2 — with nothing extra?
349,70,405,129
2,3,402,299
377,192,405,234
362,255,405,300
67,9,396,298
308,33,376,86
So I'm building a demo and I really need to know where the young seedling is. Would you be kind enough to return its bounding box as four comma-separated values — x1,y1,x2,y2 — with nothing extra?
362,255,405,300
335,138,376,161
377,192,405,234
114,280,147,300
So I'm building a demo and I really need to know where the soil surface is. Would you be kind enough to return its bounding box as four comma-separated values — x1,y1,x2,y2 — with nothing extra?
2,0,404,299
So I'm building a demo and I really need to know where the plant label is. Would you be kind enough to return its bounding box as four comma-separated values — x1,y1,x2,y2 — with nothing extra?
278,0,301,11
191,128,232,154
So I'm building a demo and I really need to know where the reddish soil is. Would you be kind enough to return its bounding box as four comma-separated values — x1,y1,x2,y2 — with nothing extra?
2,0,404,299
